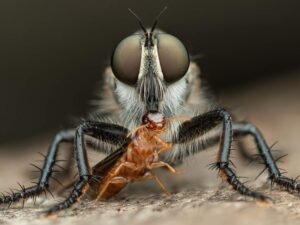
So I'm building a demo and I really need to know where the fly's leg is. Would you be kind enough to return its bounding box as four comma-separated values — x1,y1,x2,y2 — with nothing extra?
174,108,272,202
0,130,75,205
175,119,300,193
0,121,128,211
232,122,300,192
42,125,96,214
45,121,129,214
45,178,89,216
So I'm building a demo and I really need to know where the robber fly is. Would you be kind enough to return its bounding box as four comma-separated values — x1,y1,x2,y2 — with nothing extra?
0,8,299,215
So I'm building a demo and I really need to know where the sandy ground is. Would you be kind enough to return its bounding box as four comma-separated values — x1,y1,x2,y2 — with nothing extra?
0,72,300,225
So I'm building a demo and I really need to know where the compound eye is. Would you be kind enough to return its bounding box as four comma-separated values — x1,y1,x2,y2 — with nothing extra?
111,35,141,85
157,34,189,83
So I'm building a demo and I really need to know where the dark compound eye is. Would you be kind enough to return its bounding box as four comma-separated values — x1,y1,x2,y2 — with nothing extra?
111,35,142,85
157,34,190,83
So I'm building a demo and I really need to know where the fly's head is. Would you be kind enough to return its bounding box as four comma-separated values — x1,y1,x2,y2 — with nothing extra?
108,9,195,128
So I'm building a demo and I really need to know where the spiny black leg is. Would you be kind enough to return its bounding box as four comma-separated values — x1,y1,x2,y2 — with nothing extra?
167,125,261,166
45,121,129,214
45,178,88,215
232,122,300,192
174,108,271,201
46,143,130,214
0,130,75,205
0,186,44,205
72,121,129,177
0,122,128,207
81,120,129,145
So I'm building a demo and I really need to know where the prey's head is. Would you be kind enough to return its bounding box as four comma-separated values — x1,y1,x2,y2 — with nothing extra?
142,111,166,132
108,8,196,127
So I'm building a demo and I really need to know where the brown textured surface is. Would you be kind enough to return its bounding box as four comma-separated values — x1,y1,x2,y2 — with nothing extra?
0,72,300,225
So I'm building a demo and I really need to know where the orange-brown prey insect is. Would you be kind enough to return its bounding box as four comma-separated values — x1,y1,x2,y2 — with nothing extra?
87,112,190,200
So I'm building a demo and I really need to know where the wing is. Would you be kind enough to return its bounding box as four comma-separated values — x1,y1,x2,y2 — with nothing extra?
86,142,129,199
92,143,128,177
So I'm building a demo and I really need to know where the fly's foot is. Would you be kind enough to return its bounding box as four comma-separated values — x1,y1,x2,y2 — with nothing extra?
270,174,300,192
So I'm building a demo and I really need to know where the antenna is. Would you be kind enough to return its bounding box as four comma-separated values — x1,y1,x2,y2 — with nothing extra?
128,8,147,35
150,6,168,33
128,7,168,47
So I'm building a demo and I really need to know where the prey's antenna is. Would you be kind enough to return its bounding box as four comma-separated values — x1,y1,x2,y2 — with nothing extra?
150,6,168,33
128,8,147,35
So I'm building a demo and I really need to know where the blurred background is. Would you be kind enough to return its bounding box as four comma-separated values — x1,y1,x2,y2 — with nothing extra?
0,0,299,143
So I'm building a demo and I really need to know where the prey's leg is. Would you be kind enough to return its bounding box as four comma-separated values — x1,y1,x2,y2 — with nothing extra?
148,161,177,174
153,136,172,154
145,171,171,195
97,176,129,200
96,161,136,200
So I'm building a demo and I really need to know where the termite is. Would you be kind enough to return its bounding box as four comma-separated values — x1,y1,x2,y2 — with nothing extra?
86,112,189,201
